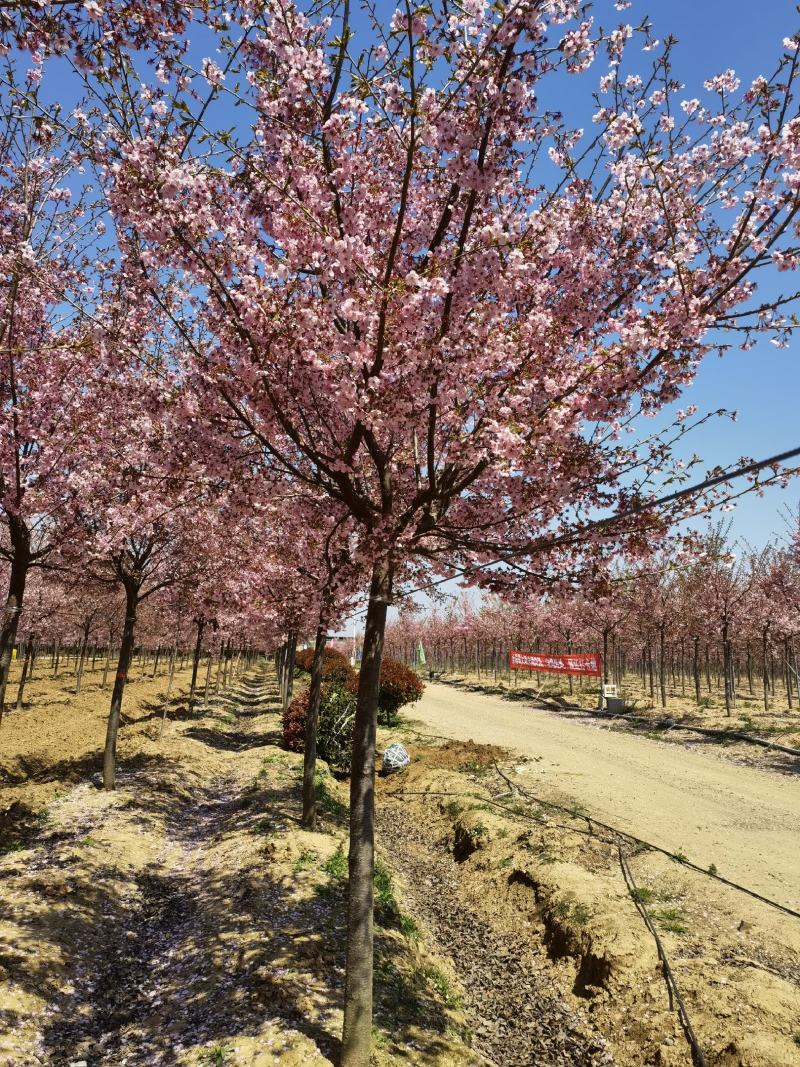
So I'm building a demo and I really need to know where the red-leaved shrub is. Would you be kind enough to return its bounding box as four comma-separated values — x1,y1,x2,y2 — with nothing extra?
283,690,309,752
282,684,357,771
347,656,425,725
294,646,354,686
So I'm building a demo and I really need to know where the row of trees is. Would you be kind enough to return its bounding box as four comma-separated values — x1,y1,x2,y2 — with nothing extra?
386,521,800,714
4,1,800,1061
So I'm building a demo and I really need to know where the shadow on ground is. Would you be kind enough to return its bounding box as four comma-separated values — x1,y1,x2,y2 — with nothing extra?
1,670,457,1066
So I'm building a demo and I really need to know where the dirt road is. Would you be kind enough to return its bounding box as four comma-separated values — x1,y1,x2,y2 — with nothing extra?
409,683,800,911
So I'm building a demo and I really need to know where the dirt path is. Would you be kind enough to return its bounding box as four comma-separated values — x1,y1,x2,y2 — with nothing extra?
409,684,800,912
0,672,342,1066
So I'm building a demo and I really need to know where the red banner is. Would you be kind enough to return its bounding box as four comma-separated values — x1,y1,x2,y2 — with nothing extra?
509,650,601,677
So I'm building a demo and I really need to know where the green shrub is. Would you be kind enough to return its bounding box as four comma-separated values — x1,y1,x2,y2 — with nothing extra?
282,684,357,773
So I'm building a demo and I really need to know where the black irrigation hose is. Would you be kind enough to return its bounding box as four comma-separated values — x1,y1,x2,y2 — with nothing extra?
616,715,800,758
402,731,800,919
617,843,706,1067
387,778,708,1066
489,763,800,921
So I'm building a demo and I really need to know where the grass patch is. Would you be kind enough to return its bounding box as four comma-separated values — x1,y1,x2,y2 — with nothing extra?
520,840,556,864
375,957,463,1028
572,902,591,926
374,858,420,939
293,849,318,873
315,772,347,825
443,800,463,818
630,886,656,905
320,848,420,939
417,962,463,1009
653,908,687,934
321,844,348,881
203,1045,234,1066
461,759,491,777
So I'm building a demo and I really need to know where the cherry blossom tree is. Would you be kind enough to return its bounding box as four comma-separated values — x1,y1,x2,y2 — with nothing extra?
14,1,800,1058
0,73,110,715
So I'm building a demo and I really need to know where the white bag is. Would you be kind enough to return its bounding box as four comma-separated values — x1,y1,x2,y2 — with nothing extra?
382,742,410,775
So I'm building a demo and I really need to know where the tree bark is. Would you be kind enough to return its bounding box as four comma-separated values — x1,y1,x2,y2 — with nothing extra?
722,622,732,716
302,623,327,830
188,617,205,707
102,642,112,689
15,633,35,712
0,535,30,724
103,584,138,790
341,556,392,1067
283,631,297,711
75,622,91,695
160,645,178,739
762,626,770,712
203,650,213,707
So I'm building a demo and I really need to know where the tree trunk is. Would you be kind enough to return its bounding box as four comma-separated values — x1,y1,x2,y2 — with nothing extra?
102,642,112,689
160,646,178,740
0,544,29,723
302,624,327,830
15,633,35,712
722,622,732,716
659,624,667,709
166,645,177,698
693,636,701,706
189,617,205,707
784,637,793,709
762,627,770,712
341,557,392,1067
75,622,91,695
203,650,214,706
103,585,138,790
283,631,297,711
214,648,223,695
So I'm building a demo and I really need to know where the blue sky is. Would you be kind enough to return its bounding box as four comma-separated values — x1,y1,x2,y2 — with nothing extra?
620,0,800,548
525,0,800,550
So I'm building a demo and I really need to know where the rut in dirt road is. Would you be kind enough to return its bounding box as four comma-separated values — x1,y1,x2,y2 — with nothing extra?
377,799,615,1067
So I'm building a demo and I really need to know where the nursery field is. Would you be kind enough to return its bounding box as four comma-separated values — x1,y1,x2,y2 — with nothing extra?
2,660,799,1067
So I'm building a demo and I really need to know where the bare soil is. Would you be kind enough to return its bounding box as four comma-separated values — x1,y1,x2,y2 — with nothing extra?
379,711,800,1067
408,682,800,911
4,660,798,1067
